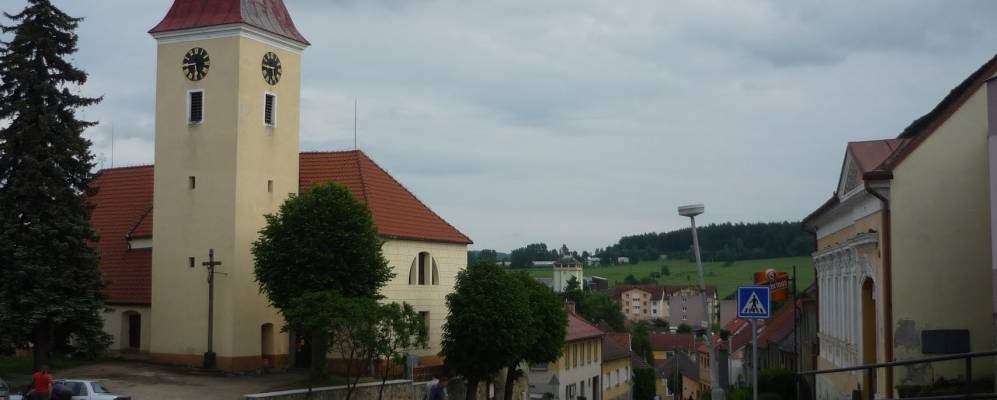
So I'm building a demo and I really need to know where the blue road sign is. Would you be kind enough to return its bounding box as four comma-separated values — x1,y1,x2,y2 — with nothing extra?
737,286,771,319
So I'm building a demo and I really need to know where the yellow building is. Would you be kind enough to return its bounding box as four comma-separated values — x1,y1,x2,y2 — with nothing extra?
88,0,471,372
804,55,997,398
527,310,605,399
601,333,632,400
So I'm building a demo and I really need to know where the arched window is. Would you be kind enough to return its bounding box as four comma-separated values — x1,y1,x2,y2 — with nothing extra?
409,252,439,285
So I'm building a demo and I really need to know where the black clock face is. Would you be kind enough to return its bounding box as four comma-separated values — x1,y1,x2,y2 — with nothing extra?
182,47,210,81
262,52,282,85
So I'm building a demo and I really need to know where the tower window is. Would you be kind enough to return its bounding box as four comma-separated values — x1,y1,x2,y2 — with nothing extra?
187,90,204,124
188,257,195,268
188,176,196,189
264,92,276,127
267,180,274,193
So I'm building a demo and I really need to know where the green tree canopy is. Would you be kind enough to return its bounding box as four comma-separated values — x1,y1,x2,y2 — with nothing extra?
253,182,394,309
502,272,567,400
442,261,531,400
0,0,109,368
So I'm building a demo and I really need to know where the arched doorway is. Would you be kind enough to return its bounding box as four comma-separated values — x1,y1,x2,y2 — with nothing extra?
293,330,311,369
121,311,141,351
261,323,274,367
861,278,876,399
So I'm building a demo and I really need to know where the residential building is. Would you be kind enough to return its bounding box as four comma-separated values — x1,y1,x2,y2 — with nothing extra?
610,285,718,324
656,352,702,400
89,0,471,371
803,55,997,398
601,333,632,400
649,333,695,362
528,309,604,400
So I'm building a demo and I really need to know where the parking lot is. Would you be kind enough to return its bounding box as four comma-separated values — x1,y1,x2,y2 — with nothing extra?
5,361,307,400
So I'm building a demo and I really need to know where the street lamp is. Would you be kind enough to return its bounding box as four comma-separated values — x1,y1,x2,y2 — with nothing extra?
678,204,724,400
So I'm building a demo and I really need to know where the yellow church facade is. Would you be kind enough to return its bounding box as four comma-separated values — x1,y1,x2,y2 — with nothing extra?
88,0,471,372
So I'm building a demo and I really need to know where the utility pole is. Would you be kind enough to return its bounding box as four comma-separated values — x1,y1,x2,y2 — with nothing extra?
201,249,222,369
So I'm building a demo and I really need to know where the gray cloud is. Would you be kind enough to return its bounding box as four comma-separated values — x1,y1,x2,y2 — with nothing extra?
8,0,997,251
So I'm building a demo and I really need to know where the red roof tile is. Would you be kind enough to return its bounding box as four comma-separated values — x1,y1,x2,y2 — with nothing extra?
757,304,795,349
847,139,907,173
566,313,604,342
299,151,472,244
649,333,695,352
89,166,155,305
149,0,309,45
602,334,631,362
88,151,471,305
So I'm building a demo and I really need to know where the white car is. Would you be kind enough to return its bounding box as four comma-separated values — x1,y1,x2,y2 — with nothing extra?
10,380,130,400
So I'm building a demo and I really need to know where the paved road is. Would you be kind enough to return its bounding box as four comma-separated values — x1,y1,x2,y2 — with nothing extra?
40,361,307,400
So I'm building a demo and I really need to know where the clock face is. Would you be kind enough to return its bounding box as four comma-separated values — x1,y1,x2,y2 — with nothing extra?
182,47,210,81
262,52,282,85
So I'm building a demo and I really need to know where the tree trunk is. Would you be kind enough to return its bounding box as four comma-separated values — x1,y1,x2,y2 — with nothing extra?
465,379,479,400
309,330,328,379
32,320,53,371
503,364,519,400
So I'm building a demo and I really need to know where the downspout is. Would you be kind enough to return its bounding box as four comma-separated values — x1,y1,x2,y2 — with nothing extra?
865,179,894,398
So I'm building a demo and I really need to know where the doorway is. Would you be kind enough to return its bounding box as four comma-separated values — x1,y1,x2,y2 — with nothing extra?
293,330,311,368
122,311,141,350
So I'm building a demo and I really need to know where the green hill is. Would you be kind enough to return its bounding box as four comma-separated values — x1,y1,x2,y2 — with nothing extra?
525,256,813,299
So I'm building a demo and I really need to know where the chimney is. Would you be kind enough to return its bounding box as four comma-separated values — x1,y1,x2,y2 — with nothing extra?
565,301,576,314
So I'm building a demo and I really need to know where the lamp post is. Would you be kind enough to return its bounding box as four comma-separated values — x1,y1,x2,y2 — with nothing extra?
678,204,724,400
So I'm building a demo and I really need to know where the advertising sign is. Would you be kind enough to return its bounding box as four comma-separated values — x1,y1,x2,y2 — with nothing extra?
754,268,789,301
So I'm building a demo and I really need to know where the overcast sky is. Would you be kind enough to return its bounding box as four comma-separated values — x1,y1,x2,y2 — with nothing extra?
12,1,997,252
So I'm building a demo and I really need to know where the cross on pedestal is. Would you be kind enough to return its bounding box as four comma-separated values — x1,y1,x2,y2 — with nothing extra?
201,248,223,369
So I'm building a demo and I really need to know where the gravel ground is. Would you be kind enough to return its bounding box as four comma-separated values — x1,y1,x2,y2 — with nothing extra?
23,361,308,400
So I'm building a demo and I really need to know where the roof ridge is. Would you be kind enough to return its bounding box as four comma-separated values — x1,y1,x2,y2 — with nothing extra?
355,150,472,244
125,205,154,239
98,164,154,173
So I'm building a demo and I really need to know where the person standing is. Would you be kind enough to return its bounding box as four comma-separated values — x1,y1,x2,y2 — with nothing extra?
30,365,52,400
427,376,449,400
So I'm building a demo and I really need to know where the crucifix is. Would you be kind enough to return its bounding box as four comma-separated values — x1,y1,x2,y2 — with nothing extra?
201,248,223,369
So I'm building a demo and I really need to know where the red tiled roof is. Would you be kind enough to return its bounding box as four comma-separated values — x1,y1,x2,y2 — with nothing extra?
149,0,309,45
567,313,604,342
602,334,630,362
299,151,472,244
89,166,155,305
848,139,907,173
649,333,694,352
757,304,795,349
88,150,471,304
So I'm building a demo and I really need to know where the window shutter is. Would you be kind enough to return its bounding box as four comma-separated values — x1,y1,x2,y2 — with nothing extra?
264,93,275,126
189,91,203,123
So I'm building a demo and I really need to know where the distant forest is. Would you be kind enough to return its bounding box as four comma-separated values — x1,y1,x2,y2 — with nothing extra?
469,221,814,268
595,221,813,265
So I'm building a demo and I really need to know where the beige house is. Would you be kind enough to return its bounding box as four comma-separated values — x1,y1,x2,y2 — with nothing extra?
528,310,605,400
804,55,997,398
610,284,718,325
88,0,471,372
601,332,633,400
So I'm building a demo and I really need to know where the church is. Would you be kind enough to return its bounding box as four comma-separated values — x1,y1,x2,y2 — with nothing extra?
88,0,471,371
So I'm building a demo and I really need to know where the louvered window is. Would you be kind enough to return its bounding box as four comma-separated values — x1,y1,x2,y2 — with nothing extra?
188,90,204,124
264,93,276,127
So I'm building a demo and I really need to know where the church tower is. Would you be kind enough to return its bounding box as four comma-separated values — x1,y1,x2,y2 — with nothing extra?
148,0,308,371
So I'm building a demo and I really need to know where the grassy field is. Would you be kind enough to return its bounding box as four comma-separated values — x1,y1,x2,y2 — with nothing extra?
524,256,813,299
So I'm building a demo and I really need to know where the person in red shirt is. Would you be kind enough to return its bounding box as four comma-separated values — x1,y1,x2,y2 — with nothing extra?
31,365,52,400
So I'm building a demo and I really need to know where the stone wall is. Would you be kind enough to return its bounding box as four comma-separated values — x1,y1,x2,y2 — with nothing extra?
245,380,417,400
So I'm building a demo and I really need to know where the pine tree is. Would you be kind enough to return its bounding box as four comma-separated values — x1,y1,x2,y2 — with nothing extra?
0,0,109,368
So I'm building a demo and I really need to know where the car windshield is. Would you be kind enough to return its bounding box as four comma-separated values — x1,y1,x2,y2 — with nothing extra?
91,382,111,394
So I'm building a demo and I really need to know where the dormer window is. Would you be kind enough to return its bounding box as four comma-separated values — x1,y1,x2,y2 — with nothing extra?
187,90,204,124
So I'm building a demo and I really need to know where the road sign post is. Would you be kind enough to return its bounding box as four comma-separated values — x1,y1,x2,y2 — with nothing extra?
738,286,771,400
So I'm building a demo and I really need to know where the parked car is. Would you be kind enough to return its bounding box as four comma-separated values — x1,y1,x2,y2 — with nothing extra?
0,377,9,400
9,380,129,400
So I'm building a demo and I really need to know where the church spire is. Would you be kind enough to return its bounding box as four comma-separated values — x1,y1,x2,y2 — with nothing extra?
149,0,309,45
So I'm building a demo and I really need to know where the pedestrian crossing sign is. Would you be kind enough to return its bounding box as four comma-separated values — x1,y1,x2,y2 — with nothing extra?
737,286,771,319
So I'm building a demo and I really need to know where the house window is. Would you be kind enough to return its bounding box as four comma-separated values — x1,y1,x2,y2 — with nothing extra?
267,180,273,193
419,311,429,343
188,176,196,190
409,252,439,285
187,90,204,124
264,92,276,127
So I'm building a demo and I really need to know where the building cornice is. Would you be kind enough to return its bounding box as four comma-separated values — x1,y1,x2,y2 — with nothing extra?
151,23,308,54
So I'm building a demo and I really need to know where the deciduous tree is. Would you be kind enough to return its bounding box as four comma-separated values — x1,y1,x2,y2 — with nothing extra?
442,262,530,400
502,272,567,400
252,182,394,376
0,0,109,369
372,302,427,400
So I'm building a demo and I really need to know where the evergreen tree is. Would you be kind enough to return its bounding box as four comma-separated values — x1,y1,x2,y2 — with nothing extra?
0,0,109,368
